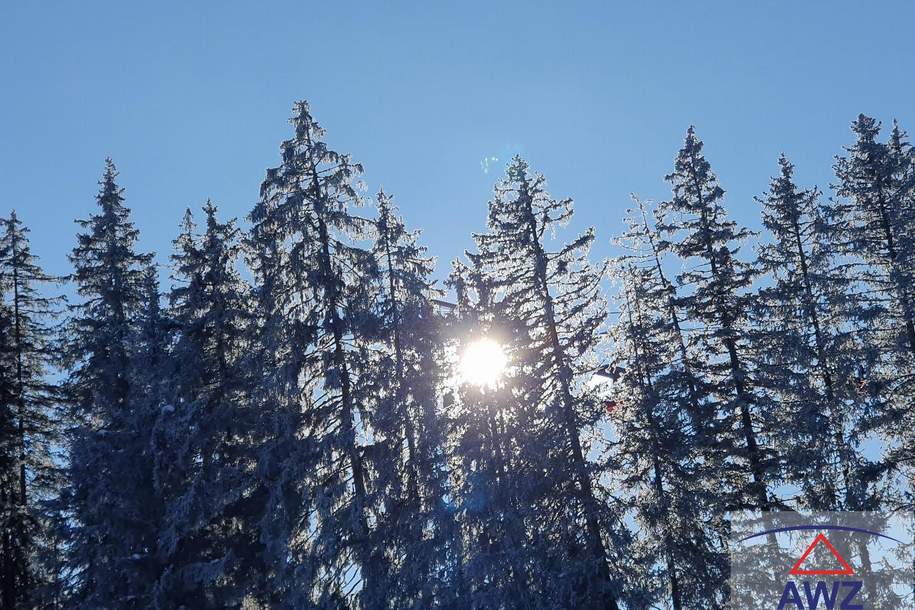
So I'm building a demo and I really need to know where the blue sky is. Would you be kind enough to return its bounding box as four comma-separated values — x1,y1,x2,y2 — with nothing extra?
2,1,914,283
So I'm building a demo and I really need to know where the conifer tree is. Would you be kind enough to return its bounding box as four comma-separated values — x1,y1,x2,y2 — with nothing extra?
248,101,383,607
830,117,915,510
152,202,254,608
614,199,710,439
833,116,915,359
752,156,875,511
609,205,729,610
0,298,26,610
62,160,159,608
657,128,779,513
468,157,624,610
445,260,554,610
368,190,455,608
243,160,309,606
0,211,63,608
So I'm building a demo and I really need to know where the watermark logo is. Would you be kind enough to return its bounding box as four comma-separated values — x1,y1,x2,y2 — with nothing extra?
730,512,914,609
789,533,855,577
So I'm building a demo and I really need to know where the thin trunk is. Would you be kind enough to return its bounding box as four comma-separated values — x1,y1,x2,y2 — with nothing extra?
639,203,705,423
688,163,769,511
521,191,620,610
104,219,131,410
488,404,530,607
786,207,853,508
1,485,13,609
381,229,420,502
651,459,683,610
11,235,26,509
6,233,28,609
627,284,683,610
303,136,377,605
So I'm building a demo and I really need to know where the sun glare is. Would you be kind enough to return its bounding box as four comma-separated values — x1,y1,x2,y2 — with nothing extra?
459,338,507,388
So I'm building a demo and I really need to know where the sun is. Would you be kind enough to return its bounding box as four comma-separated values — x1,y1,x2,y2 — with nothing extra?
459,337,507,388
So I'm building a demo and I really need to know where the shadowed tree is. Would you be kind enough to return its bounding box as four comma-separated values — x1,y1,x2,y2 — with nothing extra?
367,190,455,608
469,157,626,610
657,128,779,514
152,202,255,608
62,160,160,608
0,211,63,608
248,100,382,607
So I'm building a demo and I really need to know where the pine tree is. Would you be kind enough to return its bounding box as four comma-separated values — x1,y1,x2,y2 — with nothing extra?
367,190,455,608
445,260,552,610
657,128,779,513
62,159,160,608
248,100,382,607
608,204,729,610
0,211,63,608
152,202,254,608
752,156,876,511
468,157,624,610
833,116,915,359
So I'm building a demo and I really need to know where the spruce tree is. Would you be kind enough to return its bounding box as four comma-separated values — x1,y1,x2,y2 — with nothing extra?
831,117,915,510
368,190,455,608
468,156,624,610
248,100,382,607
609,204,729,610
833,116,915,359
752,156,874,511
445,260,552,610
0,298,27,610
0,211,64,608
657,128,779,513
152,202,254,608
63,159,159,608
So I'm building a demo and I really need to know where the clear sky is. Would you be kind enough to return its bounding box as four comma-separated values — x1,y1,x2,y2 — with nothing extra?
2,1,914,283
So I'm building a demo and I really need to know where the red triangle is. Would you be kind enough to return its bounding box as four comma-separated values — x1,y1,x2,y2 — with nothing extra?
789,533,855,576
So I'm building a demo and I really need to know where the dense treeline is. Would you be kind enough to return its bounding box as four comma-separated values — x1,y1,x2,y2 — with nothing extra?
0,101,913,609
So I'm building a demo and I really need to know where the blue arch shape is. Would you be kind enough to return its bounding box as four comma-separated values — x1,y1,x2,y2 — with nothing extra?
738,524,903,545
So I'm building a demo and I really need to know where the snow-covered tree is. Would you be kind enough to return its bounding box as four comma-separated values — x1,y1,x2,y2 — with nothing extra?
657,128,779,513
0,297,27,610
366,190,455,608
467,156,625,610
62,159,160,608
152,202,254,608
833,116,915,360
0,211,64,608
445,259,555,610
752,156,878,511
831,117,915,511
248,100,383,607
608,203,728,610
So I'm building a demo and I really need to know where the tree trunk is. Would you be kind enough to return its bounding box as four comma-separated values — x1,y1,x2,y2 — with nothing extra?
381,231,421,503
303,138,379,607
689,166,769,512
11,235,26,509
522,195,620,610
627,284,683,610
787,208,853,508
639,204,705,426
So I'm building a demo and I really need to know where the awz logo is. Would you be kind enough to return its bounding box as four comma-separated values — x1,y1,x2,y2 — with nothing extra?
730,513,913,610
778,533,862,609
778,581,863,609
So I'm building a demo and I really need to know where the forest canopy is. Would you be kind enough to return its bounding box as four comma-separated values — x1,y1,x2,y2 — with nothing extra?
1,101,913,609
